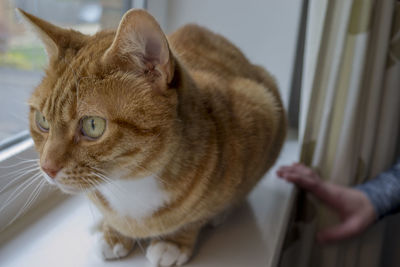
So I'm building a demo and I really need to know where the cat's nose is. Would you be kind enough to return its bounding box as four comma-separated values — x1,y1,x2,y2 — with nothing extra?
41,161,62,178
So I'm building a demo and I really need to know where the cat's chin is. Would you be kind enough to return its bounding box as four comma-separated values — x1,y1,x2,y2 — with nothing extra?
42,172,57,185
56,183,91,195
43,174,80,194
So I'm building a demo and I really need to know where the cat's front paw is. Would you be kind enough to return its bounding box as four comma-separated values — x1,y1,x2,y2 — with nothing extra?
146,241,190,266
94,232,132,260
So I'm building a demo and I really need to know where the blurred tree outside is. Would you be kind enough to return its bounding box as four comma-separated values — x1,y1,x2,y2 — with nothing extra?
0,0,46,70
0,0,128,70
0,0,128,141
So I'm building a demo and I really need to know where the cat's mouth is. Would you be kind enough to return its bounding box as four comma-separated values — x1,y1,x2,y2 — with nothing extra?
41,170,99,194
56,183,85,194
42,172,57,185
54,180,97,194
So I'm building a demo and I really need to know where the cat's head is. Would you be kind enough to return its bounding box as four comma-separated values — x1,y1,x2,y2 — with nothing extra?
19,9,179,194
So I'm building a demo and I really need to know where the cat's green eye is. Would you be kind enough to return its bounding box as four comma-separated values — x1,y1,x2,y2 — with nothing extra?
35,110,49,132
81,116,106,139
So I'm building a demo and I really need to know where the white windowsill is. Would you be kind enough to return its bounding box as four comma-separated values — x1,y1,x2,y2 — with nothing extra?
0,137,298,267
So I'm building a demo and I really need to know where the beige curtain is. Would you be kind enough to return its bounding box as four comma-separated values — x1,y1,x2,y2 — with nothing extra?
281,0,400,266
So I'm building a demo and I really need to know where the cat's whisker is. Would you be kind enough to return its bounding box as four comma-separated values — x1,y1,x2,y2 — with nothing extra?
17,7,288,265
0,163,40,179
78,181,100,227
92,172,113,184
0,173,43,214
81,185,124,241
90,168,172,234
88,175,143,247
89,178,143,232
91,173,158,219
20,178,46,215
0,169,41,197
0,162,39,177
89,166,108,175
83,188,132,250
85,178,102,193
0,167,41,195
1,167,41,182
90,172,112,187
112,160,162,184
14,158,40,166
124,161,170,187
15,157,39,163
0,159,39,169
91,171,125,193
136,239,145,255
91,174,125,201
85,159,172,252
88,180,140,249
9,178,46,227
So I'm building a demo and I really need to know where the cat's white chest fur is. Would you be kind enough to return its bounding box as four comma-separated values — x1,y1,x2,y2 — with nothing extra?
98,172,170,220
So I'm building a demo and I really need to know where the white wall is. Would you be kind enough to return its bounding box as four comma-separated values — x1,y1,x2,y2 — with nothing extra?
148,0,303,108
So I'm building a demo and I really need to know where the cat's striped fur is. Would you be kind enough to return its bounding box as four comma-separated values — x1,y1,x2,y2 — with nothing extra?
21,8,286,266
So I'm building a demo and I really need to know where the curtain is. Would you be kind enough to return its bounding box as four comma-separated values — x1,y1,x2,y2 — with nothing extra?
281,0,400,266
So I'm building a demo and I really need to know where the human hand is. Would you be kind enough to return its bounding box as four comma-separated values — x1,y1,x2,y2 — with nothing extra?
277,163,377,243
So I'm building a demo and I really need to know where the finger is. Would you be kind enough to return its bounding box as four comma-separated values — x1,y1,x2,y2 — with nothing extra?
276,169,290,177
276,167,296,178
282,174,320,190
283,173,347,211
291,164,318,179
278,166,319,184
316,218,362,243
276,165,293,174
278,164,320,183
277,162,305,172
277,165,310,177
276,170,285,177
293,162,307,168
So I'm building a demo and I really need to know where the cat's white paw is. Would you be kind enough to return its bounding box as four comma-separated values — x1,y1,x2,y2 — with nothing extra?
146,241,190,266
94,232,130,260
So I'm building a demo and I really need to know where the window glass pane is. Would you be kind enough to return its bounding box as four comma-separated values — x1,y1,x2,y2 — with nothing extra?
0,0,129,145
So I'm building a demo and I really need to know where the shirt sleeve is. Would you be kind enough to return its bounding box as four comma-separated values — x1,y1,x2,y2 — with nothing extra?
355,159,400,219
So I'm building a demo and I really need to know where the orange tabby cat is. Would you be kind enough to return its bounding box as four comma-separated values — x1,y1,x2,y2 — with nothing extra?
20,8,286,266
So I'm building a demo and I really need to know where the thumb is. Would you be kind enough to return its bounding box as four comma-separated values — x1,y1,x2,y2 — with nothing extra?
316,218,362,243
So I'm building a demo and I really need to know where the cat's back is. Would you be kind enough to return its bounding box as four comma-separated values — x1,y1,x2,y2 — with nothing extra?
169,24,286,183
168,24,255,78
168,24,281,102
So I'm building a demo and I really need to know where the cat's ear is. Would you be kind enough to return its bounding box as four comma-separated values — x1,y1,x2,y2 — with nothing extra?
16,8,87,61
103,9,174,91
